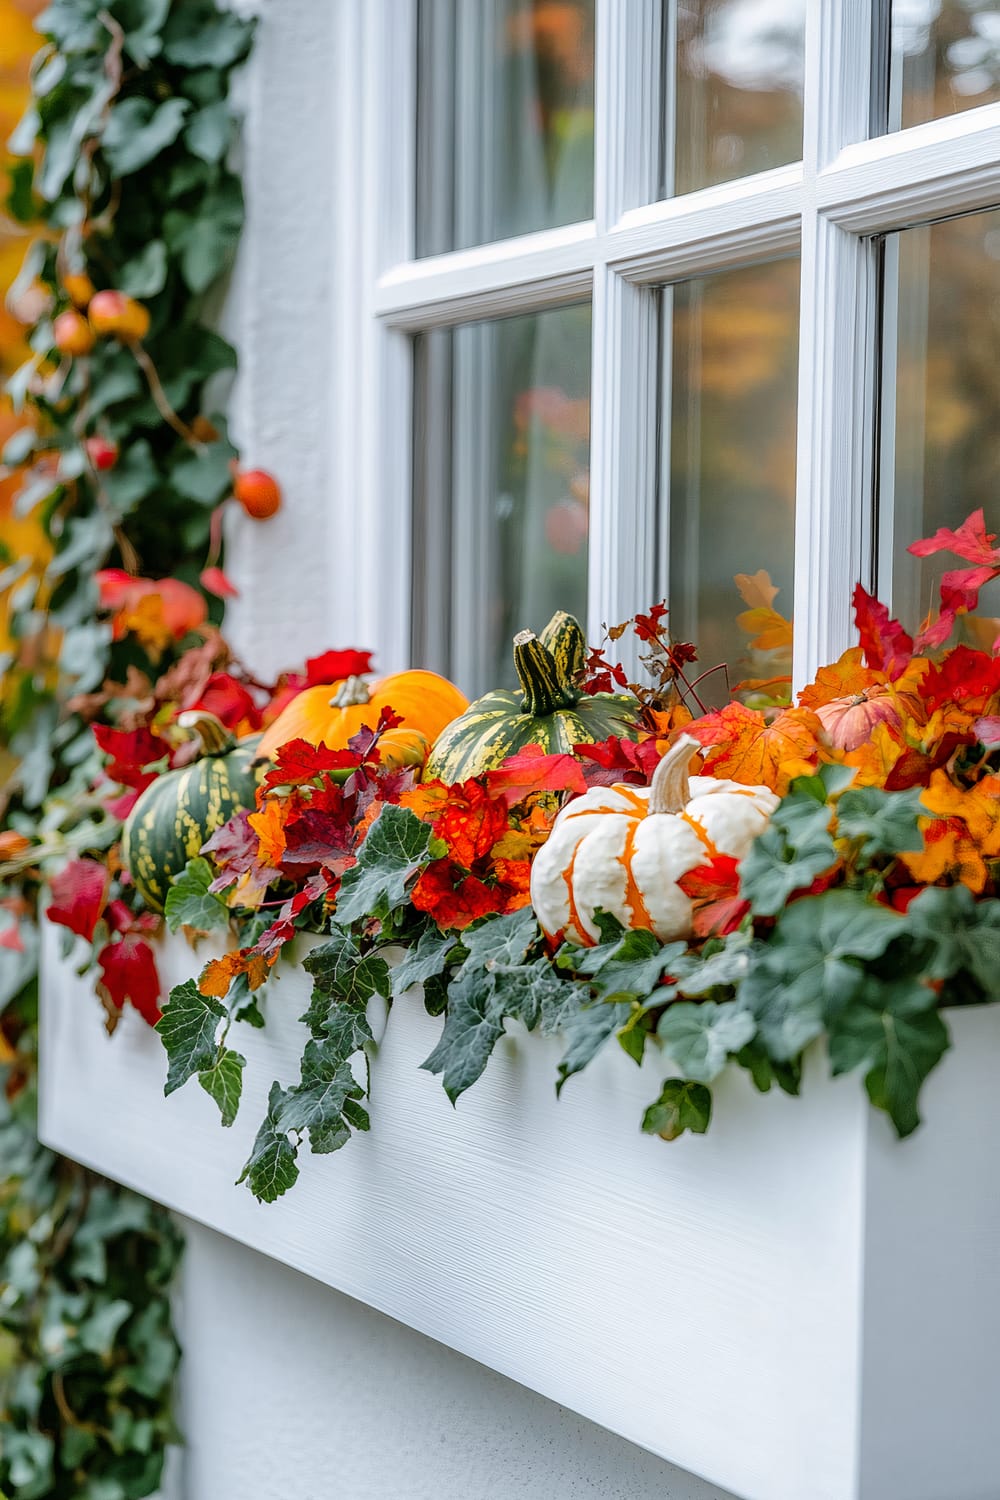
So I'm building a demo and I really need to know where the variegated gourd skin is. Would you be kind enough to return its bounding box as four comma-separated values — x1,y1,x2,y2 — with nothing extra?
529,735,779,946
425,613,643,784
122,738,261,912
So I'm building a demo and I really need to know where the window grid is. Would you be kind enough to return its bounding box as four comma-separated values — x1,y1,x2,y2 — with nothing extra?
358,0,1000,685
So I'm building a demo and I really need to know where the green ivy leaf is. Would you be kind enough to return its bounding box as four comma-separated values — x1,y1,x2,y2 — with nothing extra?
333,805,432,925
238,1083,299,1203
198,1048,246,1127
155,979,225,1095
905,885,1000,995
641,1079,712,1140
102,97,190,176
170,439,238,506
657,1000,757,1083
101,438,160,516
575,927,688,1002
163,857,230,934
556,999,631,1093
276,1040,368,1153
826,977,949,1136
835,785,924,857
301,930,390,1030
117,240,168,298
184,101,233,163
161,2,254,67
456,906,538,975
79,1297,131,1357
740,891,904,1060
420,969,508,1104
738,812,836,918
390,924,459,998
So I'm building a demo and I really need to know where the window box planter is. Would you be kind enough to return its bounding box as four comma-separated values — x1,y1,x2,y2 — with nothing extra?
39,928,1000,1500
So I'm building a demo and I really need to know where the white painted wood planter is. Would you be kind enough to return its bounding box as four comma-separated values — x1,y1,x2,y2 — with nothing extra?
39,929,1000,1500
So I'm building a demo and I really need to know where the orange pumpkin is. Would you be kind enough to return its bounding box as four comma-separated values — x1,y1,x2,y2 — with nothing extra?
254,670,469,770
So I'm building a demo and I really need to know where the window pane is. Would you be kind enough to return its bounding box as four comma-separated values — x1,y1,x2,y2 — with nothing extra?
661,259,800,707
413,304,591,697
883,208,1000,631
665,0,806,198
416,0,595,257
889,2,1000,131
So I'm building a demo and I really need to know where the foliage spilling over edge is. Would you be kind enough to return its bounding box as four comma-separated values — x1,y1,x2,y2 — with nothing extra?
0,2,256,1493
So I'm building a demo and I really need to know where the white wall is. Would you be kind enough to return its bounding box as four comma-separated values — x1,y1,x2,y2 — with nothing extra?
173,1219,734,1500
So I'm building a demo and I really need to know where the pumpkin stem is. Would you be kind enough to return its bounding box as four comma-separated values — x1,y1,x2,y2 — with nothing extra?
331,676,371,709
177,710,235,757
513,631,577,716
648,734,701,815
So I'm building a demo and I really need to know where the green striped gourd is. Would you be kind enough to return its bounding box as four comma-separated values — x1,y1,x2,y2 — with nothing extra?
424,613,644,783
122,713,262,912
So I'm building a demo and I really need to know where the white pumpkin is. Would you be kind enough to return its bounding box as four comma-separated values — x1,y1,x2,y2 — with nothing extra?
529,734,779,946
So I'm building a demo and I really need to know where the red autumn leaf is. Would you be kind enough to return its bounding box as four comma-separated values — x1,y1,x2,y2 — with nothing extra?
46,858,110,941
410,859,507,930
485,745,588,806
430,782,510,868
677,856,749,939
203,809,260,875
263,738,361,790
281,809,355,872
920,646,1000,713
0,923,24,952
633,602,669,643
852,585,913,679
92,724,167,789
574,736,661,786
188,672,261,730
908,508,1000,567
200,565,240,598
913,607,959,653
95,934,163,1026
95,568,138,609
304,648,375,686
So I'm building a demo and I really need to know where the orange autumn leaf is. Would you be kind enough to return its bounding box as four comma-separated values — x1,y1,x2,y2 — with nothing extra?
799,647,880,709
919,770,1000,856
692,702,821,793
248,798,287,870
901,817,989,894
400,781,452,823
199,948,270,999
838,720,907,787
734,570,793,652
647,702,695,755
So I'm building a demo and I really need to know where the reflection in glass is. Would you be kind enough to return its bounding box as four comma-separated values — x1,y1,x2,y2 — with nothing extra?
412,305,591,698
416,0,595,256
890,1,1000,130
662,259,800,707
883,208,1000,633
668,0,806,197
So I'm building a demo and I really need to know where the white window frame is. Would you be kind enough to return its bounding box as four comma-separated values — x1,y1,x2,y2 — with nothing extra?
340,0,1000,690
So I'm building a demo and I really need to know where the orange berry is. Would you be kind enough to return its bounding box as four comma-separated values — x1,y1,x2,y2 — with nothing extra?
0,831,32,861
88,290,150,341
63,271,96,309
53,309,95,357
233,468,282,520
191,415,220,443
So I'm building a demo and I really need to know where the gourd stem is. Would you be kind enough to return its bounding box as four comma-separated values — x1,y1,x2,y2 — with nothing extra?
331,675,371,709
648,734,700,815
176,710,235,757
513,631,577,716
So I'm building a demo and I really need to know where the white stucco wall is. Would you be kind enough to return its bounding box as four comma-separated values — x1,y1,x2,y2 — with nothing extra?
171,5,733,1494
172,1219,734,1500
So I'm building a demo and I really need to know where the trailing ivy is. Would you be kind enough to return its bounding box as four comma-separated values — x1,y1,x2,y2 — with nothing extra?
1,1,256,1492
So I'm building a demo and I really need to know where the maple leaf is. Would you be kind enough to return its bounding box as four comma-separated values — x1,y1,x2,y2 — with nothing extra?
677,855,749,938
46,858,110,941
411,860,509,931
305,648,375,685
735,570,793,652
908,508,1000,568
688,702,821,793
199,948,270,999
573,736,661,786
901,818,989,894
484,745,588,806
798,648,881,709
248,798,287,870
919,769,1000,856
263,738,360,790
188,671,261,731
853,585,913,680
92,724,166,789
95,934,163,1027
200,565,239,598
920,646,1000,714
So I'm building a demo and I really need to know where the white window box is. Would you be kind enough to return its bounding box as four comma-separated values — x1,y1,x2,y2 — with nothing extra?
39,929,999,1500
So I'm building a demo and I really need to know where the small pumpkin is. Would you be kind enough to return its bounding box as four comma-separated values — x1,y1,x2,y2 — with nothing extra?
122,713,262,913
424,613,644,783
254,669,469,768
529,734,778,946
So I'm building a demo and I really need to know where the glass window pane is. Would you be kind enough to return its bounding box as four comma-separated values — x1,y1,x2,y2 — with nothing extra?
889,2,1000,131
413,304,591,697
661,259,800,707
416,0,595,257
883,208,1000,631
665,0,806,198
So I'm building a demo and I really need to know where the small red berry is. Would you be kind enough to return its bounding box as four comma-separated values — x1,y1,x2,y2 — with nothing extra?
53,309,95,357
88,290,150,341
86,436,119,472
